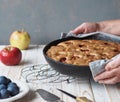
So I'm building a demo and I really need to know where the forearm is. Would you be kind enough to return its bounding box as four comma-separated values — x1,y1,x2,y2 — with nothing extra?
97,19,120,36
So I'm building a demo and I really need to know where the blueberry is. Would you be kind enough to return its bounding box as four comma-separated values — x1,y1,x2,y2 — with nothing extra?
0,89,10,99
7,86,19,96
0,76,8,85
0,84,7,90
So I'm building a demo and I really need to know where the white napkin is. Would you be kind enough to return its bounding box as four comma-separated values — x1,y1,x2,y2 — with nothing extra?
89,54,120,77
60,32,120,78
60,32,98,39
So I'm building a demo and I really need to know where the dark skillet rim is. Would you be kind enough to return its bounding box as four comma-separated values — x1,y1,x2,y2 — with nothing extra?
43,36,89,68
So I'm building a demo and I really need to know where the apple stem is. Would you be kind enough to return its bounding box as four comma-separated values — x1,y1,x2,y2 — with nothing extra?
21,28,25,32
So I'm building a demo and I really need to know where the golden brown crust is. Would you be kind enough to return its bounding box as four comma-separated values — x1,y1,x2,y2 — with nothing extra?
46,39,120,66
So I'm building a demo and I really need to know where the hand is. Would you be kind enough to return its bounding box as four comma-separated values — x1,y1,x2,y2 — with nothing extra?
70,22,99,34
94,56,120,84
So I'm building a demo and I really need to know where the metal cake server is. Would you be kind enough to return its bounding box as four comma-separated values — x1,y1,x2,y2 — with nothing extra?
36,89,64,102
57,89,92,102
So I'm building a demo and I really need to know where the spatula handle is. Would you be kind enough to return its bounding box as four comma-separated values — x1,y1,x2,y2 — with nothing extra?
76,97,93,102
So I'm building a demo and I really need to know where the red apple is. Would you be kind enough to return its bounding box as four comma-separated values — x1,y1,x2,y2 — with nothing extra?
0,46,22,66
10,30,31,50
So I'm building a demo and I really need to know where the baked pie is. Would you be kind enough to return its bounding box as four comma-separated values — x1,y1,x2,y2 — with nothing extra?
46,39,120,66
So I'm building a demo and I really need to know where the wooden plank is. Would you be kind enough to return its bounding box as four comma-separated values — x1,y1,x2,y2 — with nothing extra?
60,79,94,102
105,84,120,102
90,78,111,102
21,45,39,66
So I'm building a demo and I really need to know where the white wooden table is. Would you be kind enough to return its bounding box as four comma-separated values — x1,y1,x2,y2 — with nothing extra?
0,45,120,102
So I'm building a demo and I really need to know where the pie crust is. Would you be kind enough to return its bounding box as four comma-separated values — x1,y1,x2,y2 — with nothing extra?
46,39,120,66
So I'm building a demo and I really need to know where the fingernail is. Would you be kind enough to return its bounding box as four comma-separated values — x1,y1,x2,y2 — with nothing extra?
94,78,98,82
98,81,103,84
94,80,97,82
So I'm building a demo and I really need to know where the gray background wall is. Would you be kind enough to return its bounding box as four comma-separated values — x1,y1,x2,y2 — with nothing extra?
0,0,120,45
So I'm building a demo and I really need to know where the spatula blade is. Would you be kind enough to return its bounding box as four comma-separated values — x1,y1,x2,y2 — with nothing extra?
36,89,60,101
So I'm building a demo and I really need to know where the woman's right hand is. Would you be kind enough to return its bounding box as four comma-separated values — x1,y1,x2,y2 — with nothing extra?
94,56,120,84
70,22,99,34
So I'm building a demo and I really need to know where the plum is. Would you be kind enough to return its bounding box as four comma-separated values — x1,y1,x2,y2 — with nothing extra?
7,86,19,96
0,89,10,99
0,84,7,90
0,76,9,85
0,76,20,99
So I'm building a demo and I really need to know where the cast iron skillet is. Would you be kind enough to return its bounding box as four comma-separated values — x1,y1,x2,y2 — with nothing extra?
43,37,92,77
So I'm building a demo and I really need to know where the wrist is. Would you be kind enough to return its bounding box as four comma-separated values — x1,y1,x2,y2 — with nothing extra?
96,22,104,32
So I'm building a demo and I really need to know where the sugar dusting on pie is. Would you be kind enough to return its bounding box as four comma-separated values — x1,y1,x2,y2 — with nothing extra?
46,39,120,66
